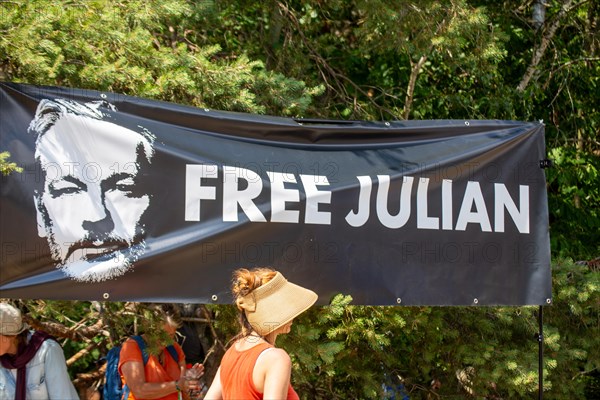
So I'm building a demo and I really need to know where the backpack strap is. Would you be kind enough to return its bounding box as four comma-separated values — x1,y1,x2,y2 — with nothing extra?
122,385,130,400
130,335,150,365
165,344,179,364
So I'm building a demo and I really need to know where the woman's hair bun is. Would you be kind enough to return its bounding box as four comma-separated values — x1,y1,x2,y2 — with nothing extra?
232,267,277,298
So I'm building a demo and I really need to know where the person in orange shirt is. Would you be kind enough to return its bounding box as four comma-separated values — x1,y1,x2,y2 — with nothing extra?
204,268,318,400
119,305,204,400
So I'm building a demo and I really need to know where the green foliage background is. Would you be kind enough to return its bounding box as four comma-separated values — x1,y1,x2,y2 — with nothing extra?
1,0,598,398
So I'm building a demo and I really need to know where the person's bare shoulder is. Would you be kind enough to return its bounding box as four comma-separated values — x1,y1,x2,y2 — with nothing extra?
262,348,291,363
256,347,292,395
256,347,292,372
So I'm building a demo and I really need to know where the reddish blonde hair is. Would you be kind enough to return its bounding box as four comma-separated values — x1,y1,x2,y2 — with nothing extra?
231,267,277,300
231,267,277,338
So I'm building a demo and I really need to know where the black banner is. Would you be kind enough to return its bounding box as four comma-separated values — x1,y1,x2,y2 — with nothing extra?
0,82,552,305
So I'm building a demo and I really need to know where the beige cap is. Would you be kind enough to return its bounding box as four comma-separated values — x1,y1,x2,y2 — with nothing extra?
236,272,318,336
0,303,30,336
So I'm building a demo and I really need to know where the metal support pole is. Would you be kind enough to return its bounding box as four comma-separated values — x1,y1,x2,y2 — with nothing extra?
537,305,544,399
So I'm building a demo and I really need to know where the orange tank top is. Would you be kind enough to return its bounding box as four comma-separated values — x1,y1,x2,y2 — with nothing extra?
220,342,299,400
117,338,185,400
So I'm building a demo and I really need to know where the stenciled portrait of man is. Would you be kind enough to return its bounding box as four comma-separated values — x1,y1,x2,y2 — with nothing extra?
29,98,156,282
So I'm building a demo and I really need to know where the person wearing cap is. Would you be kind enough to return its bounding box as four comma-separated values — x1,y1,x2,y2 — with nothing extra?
0,302,79,399
204,267,318,400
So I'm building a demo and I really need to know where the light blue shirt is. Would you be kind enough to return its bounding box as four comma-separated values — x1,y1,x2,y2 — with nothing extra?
0,332,79,399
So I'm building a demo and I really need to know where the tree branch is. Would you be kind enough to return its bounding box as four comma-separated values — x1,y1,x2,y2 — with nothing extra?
67,341,101,366
73,368,105,386
276,1,397,119
22,314,105,341
517,0,577,92
403,55,427,120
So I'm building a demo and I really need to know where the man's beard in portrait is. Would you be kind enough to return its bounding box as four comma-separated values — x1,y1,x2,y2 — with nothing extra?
36,202,148,282
50,236,147,283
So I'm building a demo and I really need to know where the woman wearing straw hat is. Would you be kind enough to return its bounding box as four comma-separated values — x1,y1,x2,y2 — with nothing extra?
204,268,318,400
0,302,79,399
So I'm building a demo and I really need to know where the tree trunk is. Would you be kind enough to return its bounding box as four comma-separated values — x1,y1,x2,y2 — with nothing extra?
403,55,427,120
266,0,284,70
532,0,547,30
517,0,576,92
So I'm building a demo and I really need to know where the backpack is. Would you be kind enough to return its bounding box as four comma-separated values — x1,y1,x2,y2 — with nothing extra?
103,335,180,400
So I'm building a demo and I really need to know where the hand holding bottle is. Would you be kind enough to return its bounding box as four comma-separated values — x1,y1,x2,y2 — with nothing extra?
185,363,205,399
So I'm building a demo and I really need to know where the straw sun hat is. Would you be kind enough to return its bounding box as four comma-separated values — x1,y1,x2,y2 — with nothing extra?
236,272,318,336
0,303,30,336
